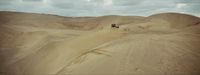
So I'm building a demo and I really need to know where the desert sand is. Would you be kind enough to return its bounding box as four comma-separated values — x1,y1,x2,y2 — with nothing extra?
0,11,200,75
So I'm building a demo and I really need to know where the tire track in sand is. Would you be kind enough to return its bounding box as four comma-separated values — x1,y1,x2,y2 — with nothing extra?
10,28,126,74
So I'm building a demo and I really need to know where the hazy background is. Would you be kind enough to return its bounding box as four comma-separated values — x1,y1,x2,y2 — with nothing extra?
0,0,199,17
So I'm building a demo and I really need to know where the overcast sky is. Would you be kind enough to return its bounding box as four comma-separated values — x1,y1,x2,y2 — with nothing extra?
0,0,199,17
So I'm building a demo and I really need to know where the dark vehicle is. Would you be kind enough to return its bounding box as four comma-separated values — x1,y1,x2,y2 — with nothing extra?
111,24,119,28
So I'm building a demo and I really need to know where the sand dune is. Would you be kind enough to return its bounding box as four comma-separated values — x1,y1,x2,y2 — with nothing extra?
0,12,200,75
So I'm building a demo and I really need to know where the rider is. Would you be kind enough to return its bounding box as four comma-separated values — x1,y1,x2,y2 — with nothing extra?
111,24,119,28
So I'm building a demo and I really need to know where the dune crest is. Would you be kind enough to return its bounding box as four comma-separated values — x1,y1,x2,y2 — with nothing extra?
0,12,200,75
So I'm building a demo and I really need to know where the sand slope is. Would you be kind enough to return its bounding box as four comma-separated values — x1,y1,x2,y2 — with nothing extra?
0,12,200,75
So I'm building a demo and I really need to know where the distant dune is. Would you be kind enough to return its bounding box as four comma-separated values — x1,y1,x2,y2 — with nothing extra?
0,11,200,75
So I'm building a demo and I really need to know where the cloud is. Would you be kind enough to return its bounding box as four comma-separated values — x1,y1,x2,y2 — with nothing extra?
0,0,199,17
22,0,43,2
176,3,187,9
0,0,17,5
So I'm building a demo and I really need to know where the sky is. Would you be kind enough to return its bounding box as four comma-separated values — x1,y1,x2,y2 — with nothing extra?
0,0,199,17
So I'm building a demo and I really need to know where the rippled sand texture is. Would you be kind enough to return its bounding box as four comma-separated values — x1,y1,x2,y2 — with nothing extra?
0,12,200,75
